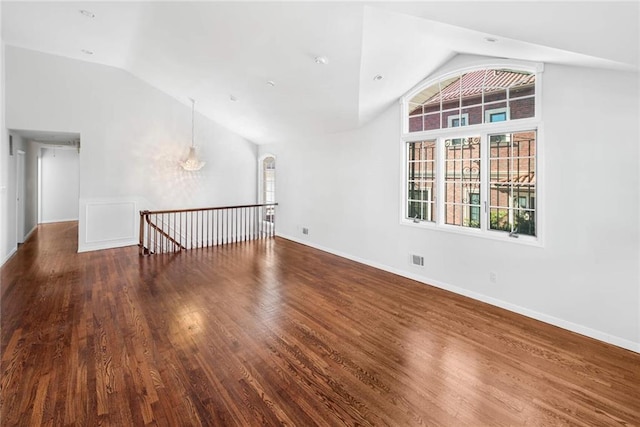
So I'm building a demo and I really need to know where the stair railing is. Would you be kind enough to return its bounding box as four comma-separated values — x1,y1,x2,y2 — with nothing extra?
139,203,278,255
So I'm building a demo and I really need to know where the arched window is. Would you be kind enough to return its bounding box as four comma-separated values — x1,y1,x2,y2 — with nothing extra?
402,64,541,243
407,68,536,132
260,155,276,222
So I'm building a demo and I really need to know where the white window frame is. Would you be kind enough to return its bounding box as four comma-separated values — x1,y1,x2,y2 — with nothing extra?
400,62,544,246
258,154,276,204
258,154,276,230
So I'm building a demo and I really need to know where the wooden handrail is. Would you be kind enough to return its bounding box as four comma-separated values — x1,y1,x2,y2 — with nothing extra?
143,213,186,252
139,203,278,255
143,203,278,216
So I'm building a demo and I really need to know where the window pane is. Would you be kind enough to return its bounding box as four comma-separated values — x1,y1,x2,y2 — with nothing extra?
445,182,462,203
463,106,482,125
407,163,418,180
484,88,507,103
509,84,535,99
444,203,463,226
409,115,423,132
490,184,508,208
408,201,423,219
490,208,511,232
408,103,422,116
488,131,536,236
406,140,436,222
462,94,482,107
445,136,481,229
469,192,481,226
514,209,535,236
510,97,535,120
424,113,440,131
424,103,440,113
263,156,276,208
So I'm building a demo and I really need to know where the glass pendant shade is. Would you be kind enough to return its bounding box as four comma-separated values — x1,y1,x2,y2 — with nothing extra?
180,146,205,171
180,98,206,171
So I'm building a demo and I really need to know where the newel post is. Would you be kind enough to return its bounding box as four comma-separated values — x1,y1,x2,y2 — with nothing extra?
139,210,150,256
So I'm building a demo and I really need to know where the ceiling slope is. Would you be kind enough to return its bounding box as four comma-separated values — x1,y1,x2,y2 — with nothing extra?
2,2,638,145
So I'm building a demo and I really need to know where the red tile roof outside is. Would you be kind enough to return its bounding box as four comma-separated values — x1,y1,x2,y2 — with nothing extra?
495,171,536,186
424,69,535,105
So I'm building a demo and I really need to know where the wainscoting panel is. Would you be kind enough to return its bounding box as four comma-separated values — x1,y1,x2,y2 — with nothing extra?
79,198,139,252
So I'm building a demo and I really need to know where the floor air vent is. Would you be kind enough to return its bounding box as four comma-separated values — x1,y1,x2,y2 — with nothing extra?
411,254,424,267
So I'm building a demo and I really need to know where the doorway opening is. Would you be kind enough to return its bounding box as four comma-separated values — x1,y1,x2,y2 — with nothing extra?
8,130,80,247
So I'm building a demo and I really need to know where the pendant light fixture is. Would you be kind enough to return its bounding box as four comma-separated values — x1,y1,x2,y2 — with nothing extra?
180,98,206,171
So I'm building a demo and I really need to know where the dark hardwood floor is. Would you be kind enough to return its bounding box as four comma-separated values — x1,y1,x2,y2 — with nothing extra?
1,222,639,426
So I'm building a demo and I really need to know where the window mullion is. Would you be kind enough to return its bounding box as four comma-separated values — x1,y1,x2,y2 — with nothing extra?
481,133,488,231
437,137,445,226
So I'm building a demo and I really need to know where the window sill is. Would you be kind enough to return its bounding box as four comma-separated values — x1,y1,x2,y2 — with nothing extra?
400,218,543,247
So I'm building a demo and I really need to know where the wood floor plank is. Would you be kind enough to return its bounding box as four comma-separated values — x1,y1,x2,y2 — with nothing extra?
1,221,639,426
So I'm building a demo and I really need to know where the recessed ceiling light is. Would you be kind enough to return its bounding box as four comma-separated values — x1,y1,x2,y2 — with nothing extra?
315,56,328,65
373,75,383,81
267,80,276,87
81,49,94,55
485,37,498,43
79,9,95,18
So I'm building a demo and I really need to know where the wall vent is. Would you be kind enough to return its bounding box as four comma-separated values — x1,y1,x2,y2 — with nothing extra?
411,254,424,267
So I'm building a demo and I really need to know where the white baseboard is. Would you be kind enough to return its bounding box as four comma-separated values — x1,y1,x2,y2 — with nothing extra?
277,232,640,354
78,239,139,253
40,218,79,224
24,224,37,241
1,246,18,267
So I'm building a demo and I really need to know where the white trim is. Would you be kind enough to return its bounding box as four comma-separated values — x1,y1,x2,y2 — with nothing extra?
40,218,78,224
0,226,40,266
276,233,639,354
78,197,140,253
37,151,42,224
402,62,542,136
16,150,26,244
78,239,138,253
399,216,542,247
404,117,539,142
403,60,544,107
257,153,276,204
1,246,18,266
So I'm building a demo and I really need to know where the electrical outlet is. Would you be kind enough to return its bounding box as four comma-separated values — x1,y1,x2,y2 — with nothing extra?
302,227,309,235
489,272,497,284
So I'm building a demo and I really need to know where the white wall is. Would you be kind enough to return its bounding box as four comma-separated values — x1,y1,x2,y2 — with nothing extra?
2,132,26,261
1,39,9,263
4,46,258,253
40,147,79,223
25,140,38,234
262,56,640,352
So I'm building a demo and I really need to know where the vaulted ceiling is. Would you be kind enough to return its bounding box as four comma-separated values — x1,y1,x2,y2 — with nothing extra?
2,2,638,144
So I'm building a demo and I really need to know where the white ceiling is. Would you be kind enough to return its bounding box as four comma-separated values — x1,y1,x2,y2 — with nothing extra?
2,1,638,145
